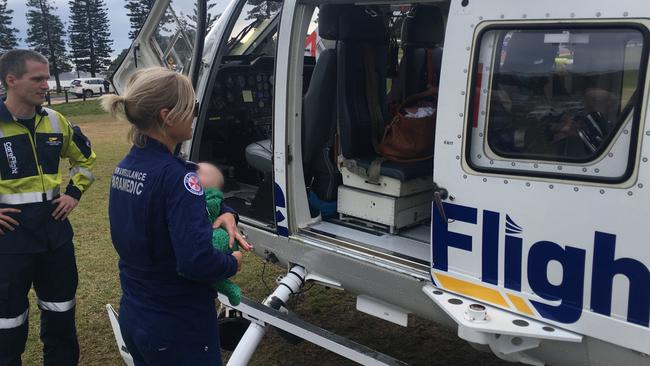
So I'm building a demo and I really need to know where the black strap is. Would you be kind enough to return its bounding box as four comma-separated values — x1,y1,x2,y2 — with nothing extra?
363,45,386,152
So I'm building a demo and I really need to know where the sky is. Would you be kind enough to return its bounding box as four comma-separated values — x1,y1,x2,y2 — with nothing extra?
7,0,132,58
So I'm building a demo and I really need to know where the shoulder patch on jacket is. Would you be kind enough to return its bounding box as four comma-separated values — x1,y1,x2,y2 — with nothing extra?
183,172,204,196
72,126,92,158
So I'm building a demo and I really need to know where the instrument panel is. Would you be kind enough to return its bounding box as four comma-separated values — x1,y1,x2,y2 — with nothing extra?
212,71,273,118
205,56,315,140
207,57,275,138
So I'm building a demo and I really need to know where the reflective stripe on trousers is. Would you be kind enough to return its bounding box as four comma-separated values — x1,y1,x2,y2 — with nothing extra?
0,187,60,204
37,297,76,312
0,309,28,329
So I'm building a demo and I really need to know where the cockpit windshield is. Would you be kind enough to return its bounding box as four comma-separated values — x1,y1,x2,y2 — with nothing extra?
225,0,281,56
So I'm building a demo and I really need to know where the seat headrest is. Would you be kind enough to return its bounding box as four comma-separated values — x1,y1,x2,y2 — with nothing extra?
500,32,556,74
338,6,387,44
318,5,340,40
404,6,444,47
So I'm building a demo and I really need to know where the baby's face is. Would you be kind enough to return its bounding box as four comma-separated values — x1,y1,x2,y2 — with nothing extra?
197,163,224,190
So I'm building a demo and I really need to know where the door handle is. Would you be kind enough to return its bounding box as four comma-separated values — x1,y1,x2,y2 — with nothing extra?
433,183,452,223
133,45,140,68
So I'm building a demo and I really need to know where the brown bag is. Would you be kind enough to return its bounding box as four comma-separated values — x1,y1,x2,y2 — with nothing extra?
378,87,437,163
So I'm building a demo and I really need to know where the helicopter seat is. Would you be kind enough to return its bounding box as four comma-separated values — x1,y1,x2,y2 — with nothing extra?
390,5,445,102
336,6,432,198
245,5,342,205
245,139,273,174
300,5,342,202
335,6,432,232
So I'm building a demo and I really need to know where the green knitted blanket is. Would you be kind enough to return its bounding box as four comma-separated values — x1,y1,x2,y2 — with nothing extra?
205,188,241,305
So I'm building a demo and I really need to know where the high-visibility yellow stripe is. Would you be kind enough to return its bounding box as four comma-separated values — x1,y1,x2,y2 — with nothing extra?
507,294,534,316
434,273,509,308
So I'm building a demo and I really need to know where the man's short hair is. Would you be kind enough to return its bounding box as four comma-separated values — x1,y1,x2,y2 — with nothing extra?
0,49,49,88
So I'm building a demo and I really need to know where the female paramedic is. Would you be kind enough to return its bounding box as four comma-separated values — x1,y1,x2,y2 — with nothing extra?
103,67,249,365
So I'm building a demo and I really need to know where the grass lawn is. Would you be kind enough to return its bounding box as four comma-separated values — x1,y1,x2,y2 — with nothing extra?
21,101,509,365
48,99,106,117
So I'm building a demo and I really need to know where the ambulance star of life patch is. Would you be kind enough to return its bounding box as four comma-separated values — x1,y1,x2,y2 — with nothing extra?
184,172,204,196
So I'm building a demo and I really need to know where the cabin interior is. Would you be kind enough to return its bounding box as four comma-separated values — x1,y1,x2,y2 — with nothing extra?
195,0,453,267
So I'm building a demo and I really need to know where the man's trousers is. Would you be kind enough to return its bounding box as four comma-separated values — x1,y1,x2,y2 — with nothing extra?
0,242,79,366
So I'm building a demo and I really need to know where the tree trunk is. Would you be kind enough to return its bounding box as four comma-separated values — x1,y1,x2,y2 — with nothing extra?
39,0,61,92
54,72,61,94
86,0,96,77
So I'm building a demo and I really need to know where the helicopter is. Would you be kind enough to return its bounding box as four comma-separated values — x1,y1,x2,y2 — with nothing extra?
108,0,650,364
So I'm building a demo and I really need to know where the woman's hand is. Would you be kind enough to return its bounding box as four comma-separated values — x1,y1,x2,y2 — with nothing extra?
232,251,243,272
212,213,253,251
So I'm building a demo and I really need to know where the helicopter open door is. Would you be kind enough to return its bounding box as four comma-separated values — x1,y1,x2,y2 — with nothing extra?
111,0,237,94
112,0,192,93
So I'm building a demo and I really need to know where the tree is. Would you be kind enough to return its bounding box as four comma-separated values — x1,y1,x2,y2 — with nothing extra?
68,0,114,77
245,0,281,21
26,0,71,92
0,0,18,52
184,0,221,35
125,0,156,40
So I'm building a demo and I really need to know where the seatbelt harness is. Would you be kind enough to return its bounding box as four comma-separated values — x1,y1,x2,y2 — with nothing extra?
426,49,435,88
340,158,385,185
363,45,386,151
362,45,389,184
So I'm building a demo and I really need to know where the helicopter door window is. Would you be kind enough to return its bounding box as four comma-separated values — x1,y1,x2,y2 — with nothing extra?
149,1,202,74
467,25,649,182
304,8,320,58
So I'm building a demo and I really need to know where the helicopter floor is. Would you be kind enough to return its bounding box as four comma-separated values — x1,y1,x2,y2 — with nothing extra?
308,220,430,265
223,183,275,226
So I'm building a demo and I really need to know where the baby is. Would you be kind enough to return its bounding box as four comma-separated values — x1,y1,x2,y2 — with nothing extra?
197,162,225,192
197,162,242,306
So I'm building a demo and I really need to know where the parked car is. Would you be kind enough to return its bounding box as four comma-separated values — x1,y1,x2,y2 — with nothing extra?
47,80,72,91
70,78,112,98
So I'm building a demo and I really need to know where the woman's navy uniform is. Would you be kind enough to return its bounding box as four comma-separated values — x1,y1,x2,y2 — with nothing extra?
108,138,238,365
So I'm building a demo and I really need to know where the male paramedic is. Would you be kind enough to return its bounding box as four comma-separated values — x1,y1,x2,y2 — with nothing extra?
0,50,96,366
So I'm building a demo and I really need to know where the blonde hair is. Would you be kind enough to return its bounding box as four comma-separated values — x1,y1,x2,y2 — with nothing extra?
100,67,196,146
